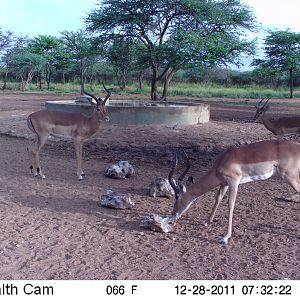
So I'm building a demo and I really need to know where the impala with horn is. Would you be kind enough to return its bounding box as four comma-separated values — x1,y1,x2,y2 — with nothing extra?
27,83,111,180
254,97,300,136
168,140,300,244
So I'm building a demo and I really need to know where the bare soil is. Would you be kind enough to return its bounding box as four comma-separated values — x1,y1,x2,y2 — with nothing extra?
0,91,299,280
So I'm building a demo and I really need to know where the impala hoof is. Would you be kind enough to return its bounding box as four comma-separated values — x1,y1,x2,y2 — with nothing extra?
219,237,229,245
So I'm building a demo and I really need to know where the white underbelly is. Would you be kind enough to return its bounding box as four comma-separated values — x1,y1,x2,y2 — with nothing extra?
51,126,74,139
50,133,73,139
240,167,276,184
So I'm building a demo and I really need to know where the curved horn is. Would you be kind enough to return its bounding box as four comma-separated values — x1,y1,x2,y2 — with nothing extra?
168,151,180,193
256,97,265,108
83,90,100,105
263,97,271,107
178,150,190,182
102,81,112,105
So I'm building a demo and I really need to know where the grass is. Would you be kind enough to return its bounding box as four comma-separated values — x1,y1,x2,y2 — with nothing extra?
125,82,300,99
1,80,300,99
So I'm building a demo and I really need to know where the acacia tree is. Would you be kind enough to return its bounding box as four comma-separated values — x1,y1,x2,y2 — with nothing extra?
61,30,100,93
85,0,256,100
106,39,135,89
8,51,47,90
253,30,300,98
0,28,16,89
29,35,67,89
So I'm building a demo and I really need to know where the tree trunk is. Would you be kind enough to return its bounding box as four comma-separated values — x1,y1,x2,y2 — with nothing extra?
2,72,8,90
138,70,144,89
121,70,126,90
46,64,51,90
289,68,293,99
36,72,42,89
150,65,159,100
161,70,175,101
80,58,84,94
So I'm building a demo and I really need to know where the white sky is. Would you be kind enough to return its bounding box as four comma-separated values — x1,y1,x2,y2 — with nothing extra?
243,0,300,32
0,0,299,70
1,0,299,37
0,0,99,37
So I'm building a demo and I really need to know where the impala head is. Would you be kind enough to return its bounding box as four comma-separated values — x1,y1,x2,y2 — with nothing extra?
83,82,111,122
254,97,270,121
168,150,194,217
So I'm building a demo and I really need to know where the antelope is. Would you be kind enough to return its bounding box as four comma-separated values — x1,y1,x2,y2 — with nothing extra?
27,84,111,180
254,98,300,136
168,140,300,244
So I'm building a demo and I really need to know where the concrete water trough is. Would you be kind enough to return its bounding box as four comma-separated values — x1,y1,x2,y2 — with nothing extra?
45,98,210,125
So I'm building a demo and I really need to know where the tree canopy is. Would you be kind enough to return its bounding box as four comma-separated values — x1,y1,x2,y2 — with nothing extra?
85,0,257,100
253,30,300,98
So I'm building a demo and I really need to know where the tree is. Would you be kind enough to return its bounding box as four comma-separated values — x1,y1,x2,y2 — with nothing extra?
252,30,300,98
86,0,256,100
60,30,101,93
29,35,67,89
8,51,47,90
1,35,30,89
0,28,15,89
106,38,136,89
0,27,14,51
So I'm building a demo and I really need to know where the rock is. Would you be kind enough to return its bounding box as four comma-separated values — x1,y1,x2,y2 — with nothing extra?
140,214,175,233
105,161,135,179
149,177,174,198
100,190,134,209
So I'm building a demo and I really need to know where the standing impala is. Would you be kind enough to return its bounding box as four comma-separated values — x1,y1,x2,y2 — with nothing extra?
254,98,300,135
27,84,111,180
168,140,300,244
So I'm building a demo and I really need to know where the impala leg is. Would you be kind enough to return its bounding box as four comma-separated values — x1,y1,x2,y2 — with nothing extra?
204,185,229,227
30,135,48,179
74,138,84,180
28,139,38,176
284,173,300,200
220,183,239,244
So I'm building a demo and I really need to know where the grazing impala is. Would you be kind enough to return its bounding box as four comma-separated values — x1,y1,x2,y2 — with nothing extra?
27,84,111,180
168,140,300,244
254,98,300,136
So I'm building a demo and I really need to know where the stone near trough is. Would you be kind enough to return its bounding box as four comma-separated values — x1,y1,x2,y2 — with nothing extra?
149,177,174,198
140,214,175,233
105,161,135,179
100,190,134,209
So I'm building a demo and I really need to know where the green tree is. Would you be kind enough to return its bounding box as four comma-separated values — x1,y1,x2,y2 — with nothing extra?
0,27,14,51
253,30,300,98
0,28,15,89
29,35,68,89
8,51,47,90
86,0,256,100
106,38,136,89
1,35,30,89
61,30,101,93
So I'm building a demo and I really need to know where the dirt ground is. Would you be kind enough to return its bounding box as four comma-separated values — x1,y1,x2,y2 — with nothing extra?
0,91,299,280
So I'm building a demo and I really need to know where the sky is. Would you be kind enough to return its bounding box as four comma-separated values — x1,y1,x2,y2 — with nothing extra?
0,0,299,70
0,0,99,37
1,0,299,37
243,0,300,32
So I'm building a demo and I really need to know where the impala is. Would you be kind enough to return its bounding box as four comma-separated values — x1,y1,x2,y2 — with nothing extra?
27,84,111,180
168,140,300,244
254,98,300,136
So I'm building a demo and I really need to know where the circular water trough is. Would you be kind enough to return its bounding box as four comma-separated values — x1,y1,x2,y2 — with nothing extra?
45,99,210,125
